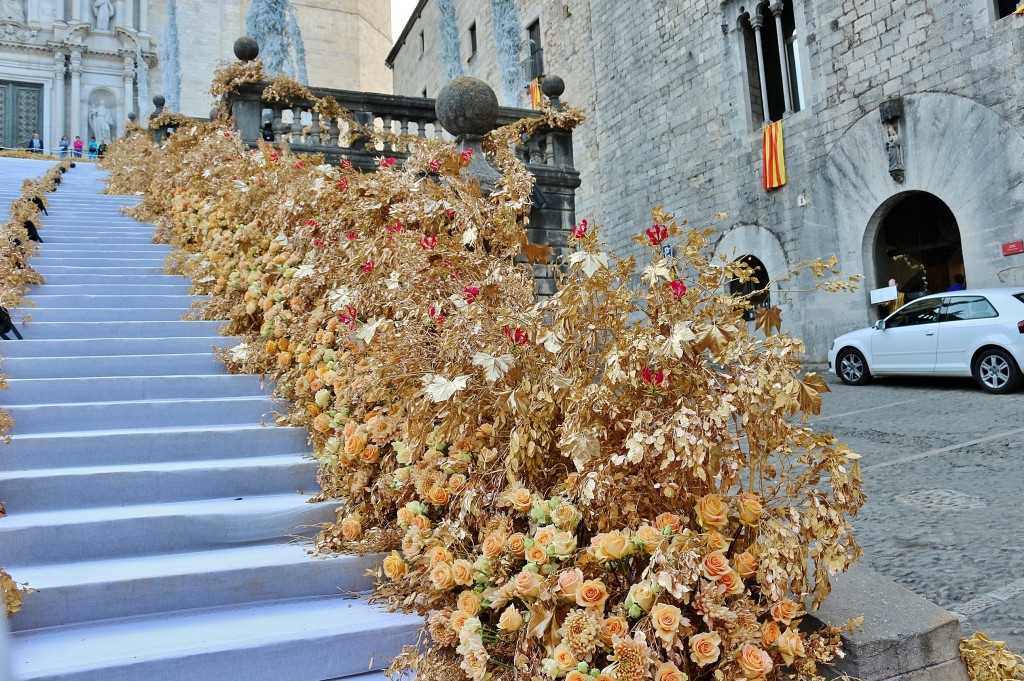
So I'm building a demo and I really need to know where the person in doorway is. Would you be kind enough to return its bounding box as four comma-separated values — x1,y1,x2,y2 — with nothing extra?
97,140,108,158
87,136,99,159
948,274,966,291
58,135,70,157
881,278,906,317
26,132,44,153
72,136,83,157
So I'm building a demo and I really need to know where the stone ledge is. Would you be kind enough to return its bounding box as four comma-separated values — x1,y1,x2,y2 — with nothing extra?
807,563,968,681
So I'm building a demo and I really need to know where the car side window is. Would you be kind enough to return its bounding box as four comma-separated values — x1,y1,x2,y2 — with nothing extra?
886,299,942,328
941,296,998,322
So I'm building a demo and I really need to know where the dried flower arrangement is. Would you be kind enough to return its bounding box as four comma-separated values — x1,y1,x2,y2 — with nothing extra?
99,81,871,679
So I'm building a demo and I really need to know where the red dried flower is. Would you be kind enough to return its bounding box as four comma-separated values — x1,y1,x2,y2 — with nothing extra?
381,157,397,169
339,160,353,171
503,325,530,346
646,224,668,245
444,208,457,220
345,232,359,240
362,261,375,273
386,222,404,235
312,239,326,248
463,286,480,303
294,161,305,169
305,218,317,227
336,177,349,191
429,159,443,173
668,280,687,299
461,149,473,161
338,306,358,329
641,366,668,387
572,219,589,239
428,306,445,325
420,235,438,250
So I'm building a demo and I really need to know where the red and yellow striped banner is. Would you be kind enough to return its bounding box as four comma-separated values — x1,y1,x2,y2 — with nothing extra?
762,120,787,190
1016,3,1024,14
529,80,543,109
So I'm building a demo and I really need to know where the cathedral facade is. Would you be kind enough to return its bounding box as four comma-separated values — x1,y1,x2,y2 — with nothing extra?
0,0,392,153
390,0,1024,358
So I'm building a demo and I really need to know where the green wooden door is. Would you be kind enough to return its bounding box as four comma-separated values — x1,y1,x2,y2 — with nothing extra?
0,81,43,150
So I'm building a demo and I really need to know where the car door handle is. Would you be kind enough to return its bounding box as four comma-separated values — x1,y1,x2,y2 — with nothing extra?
925,331,935,336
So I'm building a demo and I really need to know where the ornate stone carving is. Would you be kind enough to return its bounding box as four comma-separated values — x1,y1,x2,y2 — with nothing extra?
880,97,905,183
93,0,114,31
0,20,38,42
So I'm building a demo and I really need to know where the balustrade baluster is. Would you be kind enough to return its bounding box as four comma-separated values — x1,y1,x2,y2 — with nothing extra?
272,106,284,144
328,117,340,148
291,105,303,144
544,132,555,165
309,113,322,146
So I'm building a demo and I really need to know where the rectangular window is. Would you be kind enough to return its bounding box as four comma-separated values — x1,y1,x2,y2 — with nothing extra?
995,0,1018,18
526,19,544,79
419,30,425,55
469,22,477,57
422,88,428,99
741,4,802,127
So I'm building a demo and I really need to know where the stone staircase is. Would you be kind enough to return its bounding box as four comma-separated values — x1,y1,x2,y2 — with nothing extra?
0,161,418,681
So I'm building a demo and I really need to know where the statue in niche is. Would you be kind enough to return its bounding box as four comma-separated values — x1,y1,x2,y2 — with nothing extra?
1,0,25,22
93,0,114,30
884,122,904,183
90,102,114,143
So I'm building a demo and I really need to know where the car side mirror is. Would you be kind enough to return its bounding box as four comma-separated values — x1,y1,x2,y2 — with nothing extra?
874,319,886,330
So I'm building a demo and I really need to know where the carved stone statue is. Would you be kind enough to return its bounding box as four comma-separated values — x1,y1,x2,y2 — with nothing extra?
885,122,904,183
93,0,114,30
1,0,25,22
89,102,114,143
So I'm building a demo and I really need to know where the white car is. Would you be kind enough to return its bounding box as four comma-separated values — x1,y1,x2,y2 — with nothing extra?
828,288,1024,394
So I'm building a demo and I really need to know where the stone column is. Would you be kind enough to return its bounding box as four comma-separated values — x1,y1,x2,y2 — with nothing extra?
53,52,67,147
139,0,148,33
770,2,794,115
116,0,125,28
123,0,133,29
72,0,82,22
749,10,771,127
123,54,135,125
70,50,83,140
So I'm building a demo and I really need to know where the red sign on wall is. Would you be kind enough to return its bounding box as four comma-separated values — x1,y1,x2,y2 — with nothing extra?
1002,240,1024,256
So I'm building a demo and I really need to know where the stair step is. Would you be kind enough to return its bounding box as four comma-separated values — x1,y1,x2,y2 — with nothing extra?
0,454,317,511
0,336,234,358
24,294,200,308
9,596,419,681
0,494,334,563
29,257,168,267
2,374,265,404
20,308,195,322
1,353,226,379
31,265,168,276
7,395,280,433
28,274,189,286
38,243,169,253
6,544,377,631
28,283,192,295
16,320,224,339
2,424,309,468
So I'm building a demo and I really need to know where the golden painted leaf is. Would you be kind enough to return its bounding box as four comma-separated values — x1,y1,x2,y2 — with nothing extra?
421,374,471,402
522,243,554,264
567,250,609,278
787,372,830,415
471,352,515,382
696,323,734,354
755,305,783,335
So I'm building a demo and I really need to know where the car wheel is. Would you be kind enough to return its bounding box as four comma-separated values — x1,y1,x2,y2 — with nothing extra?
972,348,1021,394
837,348,871,386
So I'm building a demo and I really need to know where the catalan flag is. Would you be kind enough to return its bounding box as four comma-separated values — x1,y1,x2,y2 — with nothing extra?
762,120,787,191
1016,3,1024,13
529,80,543,109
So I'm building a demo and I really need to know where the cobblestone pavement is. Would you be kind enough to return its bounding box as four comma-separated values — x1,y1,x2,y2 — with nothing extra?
809,369,1024,651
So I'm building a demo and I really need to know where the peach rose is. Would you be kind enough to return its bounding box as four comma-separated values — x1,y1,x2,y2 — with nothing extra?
551,503,581,530
717,570,745,596
702,552,731,580
760,620,781,648
482,532,506,558
627,582,656,612
565,672,589,681
689,631,722,666
654,512,682,534
426,545,452,565
449,609,471,634
650,603,684,644
514,570,543,599
497,605,524,632
655,661,686,681
457,590,483,616
704,530,730,552
590,530,632,562
510,487,534,512
594,673,616,681
635,525,664,553
696,493,729,529
526,544,550,565
430,561,455,590
344,431,368,457
507,533,527,559
409,514,432,531
452,559,475,586
359,445,380,464
733,551,758,579
549,531,577,558
737,492,763,525
557,568,585,602
427,485,450,506
340,514,362,541
576,579,610,610
738,642,773,679
382,550,407,580
552,643,578,672
771,598,799,626
449,473,467,494
341,421,357,438
777,628,806,666
599,616,629,646
534,525,557,547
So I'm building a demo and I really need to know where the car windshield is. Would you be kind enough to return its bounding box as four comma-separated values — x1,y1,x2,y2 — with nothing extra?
885,298,942,327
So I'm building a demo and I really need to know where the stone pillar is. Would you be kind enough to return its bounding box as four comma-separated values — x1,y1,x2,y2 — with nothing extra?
72,0,82,23
435,76,501,193
123,0,133,30
139,0,148,33
123,54,135,124
770,2,793,115
115,0,125,28
53,52,67,147
70,50,83,140
749,10,771,127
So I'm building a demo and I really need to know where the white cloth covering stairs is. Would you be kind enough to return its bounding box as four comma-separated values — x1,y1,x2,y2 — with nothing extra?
0,160,417,681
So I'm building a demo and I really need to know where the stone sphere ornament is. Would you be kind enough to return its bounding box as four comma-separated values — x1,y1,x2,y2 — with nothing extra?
127,112,137,122
234,36,260,62
435,77,499,137
541,75,565,99
152,95,166,108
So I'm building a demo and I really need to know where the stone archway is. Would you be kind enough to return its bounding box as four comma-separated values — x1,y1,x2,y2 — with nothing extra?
713,223,793,324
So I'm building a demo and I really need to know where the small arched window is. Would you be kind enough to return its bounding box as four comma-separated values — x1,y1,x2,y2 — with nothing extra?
995,0,1019,19
729,255,771,321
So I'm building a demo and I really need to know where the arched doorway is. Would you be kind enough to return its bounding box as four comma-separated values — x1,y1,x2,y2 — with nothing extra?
729,255,770,321
872,192,964,300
